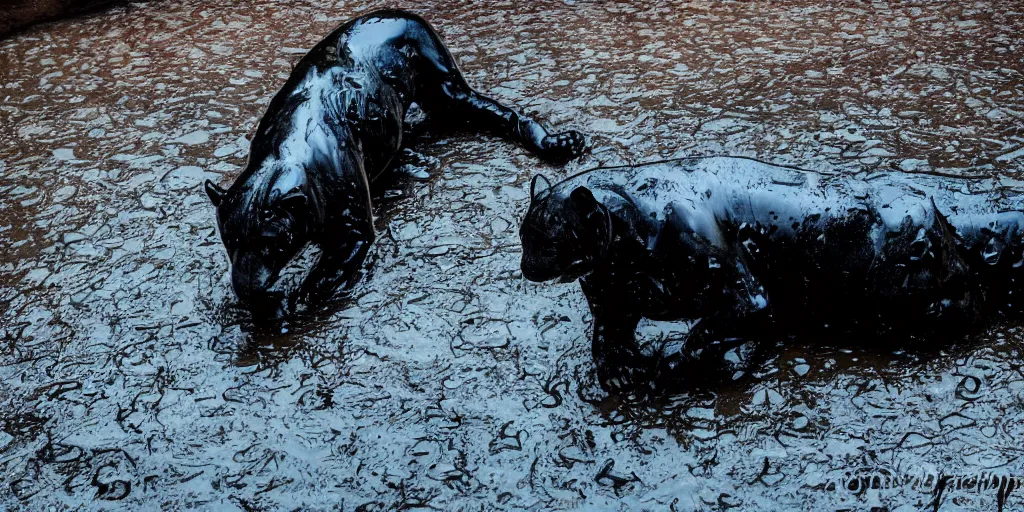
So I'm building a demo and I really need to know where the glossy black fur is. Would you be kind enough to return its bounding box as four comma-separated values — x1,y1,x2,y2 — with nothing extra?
205,9,585,313
519,157,1024,392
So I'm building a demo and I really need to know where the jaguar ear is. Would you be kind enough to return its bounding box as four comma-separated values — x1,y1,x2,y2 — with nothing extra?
204,180,226,207
569,186,599,212
530,174,552,201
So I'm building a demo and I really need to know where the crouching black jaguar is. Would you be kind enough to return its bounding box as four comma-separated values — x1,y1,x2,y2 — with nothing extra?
204,9,586,314
520,157,1024,392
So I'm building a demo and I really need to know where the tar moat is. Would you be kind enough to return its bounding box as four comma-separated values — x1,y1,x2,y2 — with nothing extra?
2,1,1024,510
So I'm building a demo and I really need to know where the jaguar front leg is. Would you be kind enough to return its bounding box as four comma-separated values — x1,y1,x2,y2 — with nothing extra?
427,77,587,163
581,279,655,395
655,315,759,387
297,230,375,307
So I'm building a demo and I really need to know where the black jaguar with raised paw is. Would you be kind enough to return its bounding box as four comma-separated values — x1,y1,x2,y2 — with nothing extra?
520,157,1024,394
204,9,586,316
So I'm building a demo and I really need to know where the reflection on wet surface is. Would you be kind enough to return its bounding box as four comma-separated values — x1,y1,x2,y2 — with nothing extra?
1,0,1023,509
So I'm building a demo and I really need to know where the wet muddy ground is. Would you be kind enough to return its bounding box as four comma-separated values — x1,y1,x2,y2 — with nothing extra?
2,0,1024,510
